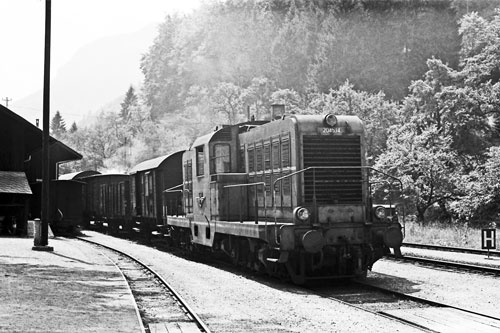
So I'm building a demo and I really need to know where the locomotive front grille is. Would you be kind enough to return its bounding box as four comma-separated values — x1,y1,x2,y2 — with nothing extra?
302,135,362,204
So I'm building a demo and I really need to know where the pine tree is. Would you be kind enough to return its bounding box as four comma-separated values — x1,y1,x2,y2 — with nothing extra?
50,111,66,138
69,122,78,133
120,86,138,120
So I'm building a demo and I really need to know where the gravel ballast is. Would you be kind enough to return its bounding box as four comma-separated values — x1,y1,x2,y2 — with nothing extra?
369,257,500,319
83,231,420,332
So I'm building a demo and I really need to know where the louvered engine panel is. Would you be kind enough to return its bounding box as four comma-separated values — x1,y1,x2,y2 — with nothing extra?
302,136,362,204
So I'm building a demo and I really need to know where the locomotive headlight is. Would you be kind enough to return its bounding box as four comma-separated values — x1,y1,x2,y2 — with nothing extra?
324,114,338,127
294,207,310,222
374,206,386,219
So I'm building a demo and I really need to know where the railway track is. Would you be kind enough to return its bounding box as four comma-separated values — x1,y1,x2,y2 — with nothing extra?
311,281,500,332
402,242,500,257
77,237,211,333
387,254,500,275
391,242,500,276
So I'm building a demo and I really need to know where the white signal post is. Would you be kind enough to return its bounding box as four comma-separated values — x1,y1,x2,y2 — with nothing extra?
481,228,496,259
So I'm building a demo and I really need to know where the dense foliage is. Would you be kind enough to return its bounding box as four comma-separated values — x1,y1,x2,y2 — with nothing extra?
375,9,500,222
54,0,500,224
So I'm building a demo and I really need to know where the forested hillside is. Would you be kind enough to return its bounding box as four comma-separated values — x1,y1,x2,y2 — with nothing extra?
55,0,500,223
141,0,460,118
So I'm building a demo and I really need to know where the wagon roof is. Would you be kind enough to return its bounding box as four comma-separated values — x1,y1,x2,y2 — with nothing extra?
129,151,184,174
0,171,32,195
80,173,128,181
58,170,101,180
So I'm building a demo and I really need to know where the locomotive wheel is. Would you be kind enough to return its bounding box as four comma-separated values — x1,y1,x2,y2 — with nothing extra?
285,252,306,285
169,227,181,247
230,238,251,267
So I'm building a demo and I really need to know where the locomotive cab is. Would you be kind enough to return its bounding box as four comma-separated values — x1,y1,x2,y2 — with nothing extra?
179,121,268,246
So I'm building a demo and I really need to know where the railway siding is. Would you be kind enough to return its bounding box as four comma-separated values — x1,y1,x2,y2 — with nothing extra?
312,281,500,332
369,252,500,319
381,307,500,332
400,244,500,270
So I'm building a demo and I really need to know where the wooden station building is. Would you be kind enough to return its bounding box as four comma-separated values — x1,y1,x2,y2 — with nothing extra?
0,104,82,236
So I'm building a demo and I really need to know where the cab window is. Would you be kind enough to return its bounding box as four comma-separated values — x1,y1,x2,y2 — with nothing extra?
196,146,204,176
211,143,231,174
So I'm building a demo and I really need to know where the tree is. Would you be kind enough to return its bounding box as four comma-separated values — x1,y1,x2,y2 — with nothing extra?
241,77,276,120
399,11,500,167
270,88,303,115
210,82,246,124
453,146,500,221
120,86,138,120
69,122,78,133
50,111,66,138
307,81,399,161
375,124,459,222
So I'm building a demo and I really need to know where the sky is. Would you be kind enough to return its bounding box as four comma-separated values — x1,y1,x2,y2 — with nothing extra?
0,0,201,120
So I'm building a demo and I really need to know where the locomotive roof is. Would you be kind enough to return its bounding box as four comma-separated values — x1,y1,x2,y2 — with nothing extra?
129,150,184,174
292,114,364,132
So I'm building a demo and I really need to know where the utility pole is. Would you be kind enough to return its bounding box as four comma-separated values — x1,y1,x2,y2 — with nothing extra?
33,0,53,252
2,97,12,107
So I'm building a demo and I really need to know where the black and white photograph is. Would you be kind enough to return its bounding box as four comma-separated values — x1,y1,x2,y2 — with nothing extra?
1,0,499,332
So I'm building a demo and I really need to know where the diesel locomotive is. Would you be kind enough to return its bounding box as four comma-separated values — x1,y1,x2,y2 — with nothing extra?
81,111,404,284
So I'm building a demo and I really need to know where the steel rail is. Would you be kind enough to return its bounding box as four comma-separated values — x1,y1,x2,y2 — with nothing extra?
77,237,212,333
353,281,500,325
304,285,434,332
387,254,500,275
309,279,500,332
402,242,500,257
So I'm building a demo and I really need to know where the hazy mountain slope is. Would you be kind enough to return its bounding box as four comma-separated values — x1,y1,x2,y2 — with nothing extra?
14,24,157,125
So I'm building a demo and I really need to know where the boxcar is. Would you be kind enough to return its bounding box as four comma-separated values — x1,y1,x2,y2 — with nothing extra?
54,170,101,234
128,152,184,238
82,174,131,233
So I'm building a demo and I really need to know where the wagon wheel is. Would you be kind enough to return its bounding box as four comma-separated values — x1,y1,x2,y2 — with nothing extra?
230,243,240,266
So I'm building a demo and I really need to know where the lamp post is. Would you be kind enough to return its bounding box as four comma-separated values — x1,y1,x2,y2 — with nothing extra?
33,0,53,251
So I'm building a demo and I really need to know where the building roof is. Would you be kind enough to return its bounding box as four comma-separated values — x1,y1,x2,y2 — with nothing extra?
0,104,82,162
0,171,32,195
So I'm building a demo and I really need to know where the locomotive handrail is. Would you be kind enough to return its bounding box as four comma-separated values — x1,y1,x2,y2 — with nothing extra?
163,184,186,218
272,166,403,189
163,183,185,193
224,182,267,225
272,166,404,226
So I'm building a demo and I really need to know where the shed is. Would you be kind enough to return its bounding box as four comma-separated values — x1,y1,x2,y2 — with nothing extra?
0,171,32,235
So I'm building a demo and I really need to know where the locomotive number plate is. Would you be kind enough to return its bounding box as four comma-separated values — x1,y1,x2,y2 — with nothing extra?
320,127,343,135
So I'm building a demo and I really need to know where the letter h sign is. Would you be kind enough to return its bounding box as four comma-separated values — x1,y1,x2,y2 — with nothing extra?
481,229,496,250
